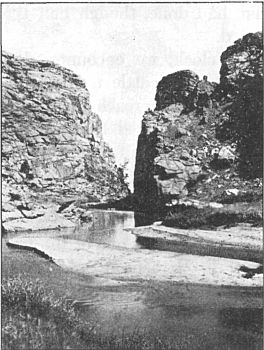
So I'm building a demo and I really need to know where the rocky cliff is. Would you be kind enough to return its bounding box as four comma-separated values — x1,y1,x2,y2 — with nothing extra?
2,52,129,220
134,32,263,210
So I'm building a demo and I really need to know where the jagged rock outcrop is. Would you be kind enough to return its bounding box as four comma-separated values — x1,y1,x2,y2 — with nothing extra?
2,52,129,222
134,32,263,210
220,32,263,98
219,32,263,179
155,70,199,110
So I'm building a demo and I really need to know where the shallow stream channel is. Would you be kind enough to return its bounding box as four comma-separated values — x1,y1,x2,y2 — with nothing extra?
6,210,263,349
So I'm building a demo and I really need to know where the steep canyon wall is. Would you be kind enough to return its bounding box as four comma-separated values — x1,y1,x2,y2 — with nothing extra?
2,52,129,215
134,32,263,210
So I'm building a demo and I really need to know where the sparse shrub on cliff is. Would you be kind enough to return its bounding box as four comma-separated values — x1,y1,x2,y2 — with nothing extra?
134,33,263,209
117,160,131,191
215,188,263,204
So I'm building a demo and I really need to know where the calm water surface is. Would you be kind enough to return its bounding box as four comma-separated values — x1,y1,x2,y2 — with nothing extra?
61,210,140,248
10,210,263,349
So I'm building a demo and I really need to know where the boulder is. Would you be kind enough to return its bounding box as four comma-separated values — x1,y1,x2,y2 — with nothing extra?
2,210,24,222
218,146,236,161
3,210,75,232
225,189,240,196
155,70,199,110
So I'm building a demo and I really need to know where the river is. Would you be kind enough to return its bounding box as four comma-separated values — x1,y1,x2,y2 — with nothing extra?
6,210,263,349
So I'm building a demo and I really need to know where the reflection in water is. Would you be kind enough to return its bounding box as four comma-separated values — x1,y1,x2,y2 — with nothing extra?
8,210,263,349
134,211,157,227
79,284,263,350
61,210,141,249
59,211,263,348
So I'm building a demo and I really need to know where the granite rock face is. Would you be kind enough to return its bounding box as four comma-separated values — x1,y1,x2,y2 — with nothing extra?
2,52,129,223
155,70,199,111
220,32,263,98
134,32,263,209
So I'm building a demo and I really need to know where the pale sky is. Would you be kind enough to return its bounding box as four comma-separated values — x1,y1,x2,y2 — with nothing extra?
2,3,262,189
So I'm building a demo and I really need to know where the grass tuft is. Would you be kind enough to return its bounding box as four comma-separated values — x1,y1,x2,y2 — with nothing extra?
162,205,262,229
2,276,95,349
214,189,262,204
2,276,179,350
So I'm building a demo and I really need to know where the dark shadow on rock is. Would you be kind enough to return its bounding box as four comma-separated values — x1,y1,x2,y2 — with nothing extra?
2,225,8,237
215,75,263,179
209,158,232,171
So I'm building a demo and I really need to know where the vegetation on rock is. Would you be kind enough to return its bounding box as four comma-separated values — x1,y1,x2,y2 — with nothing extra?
134,32,263,216
163,203,262,230
229,75,263,179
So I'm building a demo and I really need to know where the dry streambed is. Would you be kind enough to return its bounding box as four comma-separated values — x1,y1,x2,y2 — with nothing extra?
7,235,262,287
127,224,263,262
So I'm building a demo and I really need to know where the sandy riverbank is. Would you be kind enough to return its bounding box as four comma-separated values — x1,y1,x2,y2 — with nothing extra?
7,235,262,287
3,240,263,349
127,224,263,262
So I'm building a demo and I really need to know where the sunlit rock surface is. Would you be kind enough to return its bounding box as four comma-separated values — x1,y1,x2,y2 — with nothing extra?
2,52,129,225
134,32,263,209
